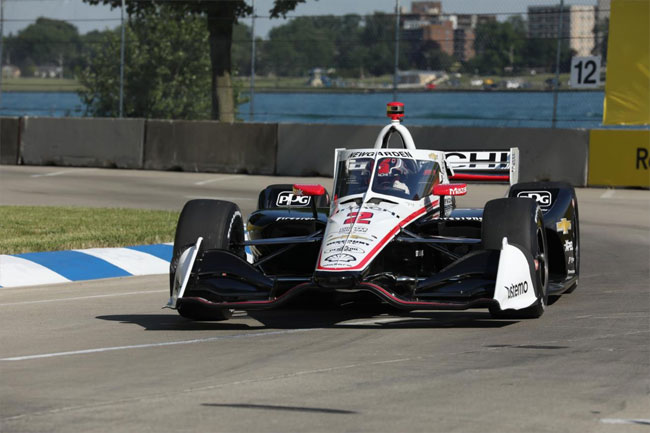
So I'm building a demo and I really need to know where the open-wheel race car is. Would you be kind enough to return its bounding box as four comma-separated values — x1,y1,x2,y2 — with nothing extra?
165,102,580,321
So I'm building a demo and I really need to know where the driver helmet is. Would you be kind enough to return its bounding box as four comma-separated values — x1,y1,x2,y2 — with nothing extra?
378,158,410,179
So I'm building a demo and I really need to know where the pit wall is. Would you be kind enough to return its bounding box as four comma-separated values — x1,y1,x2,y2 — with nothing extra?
1,116,648,187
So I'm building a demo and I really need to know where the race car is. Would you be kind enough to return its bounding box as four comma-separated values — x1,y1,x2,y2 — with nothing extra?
166,102,580,321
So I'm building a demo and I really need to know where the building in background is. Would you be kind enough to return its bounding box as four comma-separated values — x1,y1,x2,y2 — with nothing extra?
596,0,611,24
528,4,596,57
453,28,475,62
401,3,496,63
423,21,455,56
410,1,442,15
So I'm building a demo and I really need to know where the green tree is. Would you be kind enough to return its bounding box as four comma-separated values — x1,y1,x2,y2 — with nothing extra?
265,16,338,76
523,37,573,72
78,8,211,119
361,13,408,76
470,18,526,75
407,40,454,71
6,18,81,78
83,0,306,122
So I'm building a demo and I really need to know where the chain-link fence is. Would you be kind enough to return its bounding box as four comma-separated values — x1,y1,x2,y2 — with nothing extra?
0,0,608,128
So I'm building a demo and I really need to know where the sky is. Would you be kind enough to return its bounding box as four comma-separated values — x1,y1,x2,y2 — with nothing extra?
1,0,598,37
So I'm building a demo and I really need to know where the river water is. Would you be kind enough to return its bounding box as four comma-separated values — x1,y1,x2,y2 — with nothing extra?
0,90,608,129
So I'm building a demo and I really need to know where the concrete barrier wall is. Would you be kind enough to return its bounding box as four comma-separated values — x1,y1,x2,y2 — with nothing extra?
20,117,145,168
0,117,20,165
277,124,379,176
144,120,277,175
277,124,590,185
10,117,600,186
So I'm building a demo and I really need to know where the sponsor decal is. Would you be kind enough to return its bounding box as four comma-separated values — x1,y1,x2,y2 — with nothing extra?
564,240,574,252
445,151,509,170
506,281,528,299
323,245,366,255
276,217,315,221
344,211,373,225
568,269,576,275
449,186,467,195
347,150,414,159
556,218,572,235
347,159,370,170
379,150,413,158
517,190,552,208
326,239,371,247
435,216,482,221
349,151,377,158
429,153,439,160
276,191,311,207
324,253,356,263
568,256,575,264
338,226,368,234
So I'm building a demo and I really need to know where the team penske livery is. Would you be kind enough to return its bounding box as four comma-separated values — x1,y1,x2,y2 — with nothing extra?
166,102,580,321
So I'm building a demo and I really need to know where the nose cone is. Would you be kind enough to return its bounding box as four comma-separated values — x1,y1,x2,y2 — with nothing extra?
317,200,405,272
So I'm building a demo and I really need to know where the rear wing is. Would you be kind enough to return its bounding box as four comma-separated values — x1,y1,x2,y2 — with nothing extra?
444,148,519,185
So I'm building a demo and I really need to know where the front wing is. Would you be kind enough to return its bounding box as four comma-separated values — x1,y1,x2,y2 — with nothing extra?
166,236,538,313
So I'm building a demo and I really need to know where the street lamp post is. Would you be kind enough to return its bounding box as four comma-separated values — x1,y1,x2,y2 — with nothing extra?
119,0,125,117
551,0,565,128
250,0,256,121
393,0,400,102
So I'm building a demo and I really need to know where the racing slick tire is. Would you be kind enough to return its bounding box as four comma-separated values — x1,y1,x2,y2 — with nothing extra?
170,199,246,321
508,181,580,294
563,193,580,293
482,198,548,319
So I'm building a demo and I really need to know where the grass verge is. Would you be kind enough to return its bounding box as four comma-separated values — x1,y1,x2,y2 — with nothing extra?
0,206,179,255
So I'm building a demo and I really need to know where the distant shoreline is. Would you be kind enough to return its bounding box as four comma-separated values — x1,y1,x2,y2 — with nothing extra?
1,88,604,94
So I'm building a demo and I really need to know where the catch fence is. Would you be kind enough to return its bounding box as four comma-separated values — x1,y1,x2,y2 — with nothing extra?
0,0,608,128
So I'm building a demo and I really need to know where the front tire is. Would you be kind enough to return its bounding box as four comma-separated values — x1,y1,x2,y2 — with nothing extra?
482,198,548,319
170,199,245,321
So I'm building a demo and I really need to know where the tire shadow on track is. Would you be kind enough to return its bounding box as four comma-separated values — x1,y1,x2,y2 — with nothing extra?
96,308,517,331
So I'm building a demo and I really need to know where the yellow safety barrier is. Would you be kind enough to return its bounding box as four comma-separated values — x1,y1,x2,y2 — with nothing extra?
589,129,650,187
602,0,650,125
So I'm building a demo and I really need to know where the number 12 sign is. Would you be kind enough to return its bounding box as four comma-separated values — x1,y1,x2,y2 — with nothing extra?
570,56,601,88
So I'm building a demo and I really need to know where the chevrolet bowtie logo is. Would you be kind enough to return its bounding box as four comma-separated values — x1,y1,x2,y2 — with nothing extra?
556,218,572,234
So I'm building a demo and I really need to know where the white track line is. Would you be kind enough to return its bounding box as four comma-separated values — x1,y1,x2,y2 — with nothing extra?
194,175,243,186
0,290,164,307
600,189,616,199
0,317,411,361
600,418,650,425
30,170,73,178
1,328,319,362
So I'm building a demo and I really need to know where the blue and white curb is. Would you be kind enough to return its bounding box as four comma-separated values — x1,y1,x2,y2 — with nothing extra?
0,244,173,288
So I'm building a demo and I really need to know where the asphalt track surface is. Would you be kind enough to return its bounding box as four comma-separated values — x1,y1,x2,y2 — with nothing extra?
1,165,649,433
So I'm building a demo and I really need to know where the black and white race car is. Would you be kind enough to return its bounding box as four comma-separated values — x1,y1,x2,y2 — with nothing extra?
166,102,580,321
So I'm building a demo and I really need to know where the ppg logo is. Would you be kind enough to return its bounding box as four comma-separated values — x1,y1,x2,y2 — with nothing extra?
276,192,311,207
517,191,552,208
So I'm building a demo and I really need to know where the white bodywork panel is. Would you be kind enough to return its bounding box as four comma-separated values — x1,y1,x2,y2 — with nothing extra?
165,237,202,309
493,237,537,310
319,148,441,272
443,148,520,185
373,121,417,149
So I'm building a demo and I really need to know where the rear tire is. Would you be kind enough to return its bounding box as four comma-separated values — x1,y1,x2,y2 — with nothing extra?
170,199,245,321
482,198,548,319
